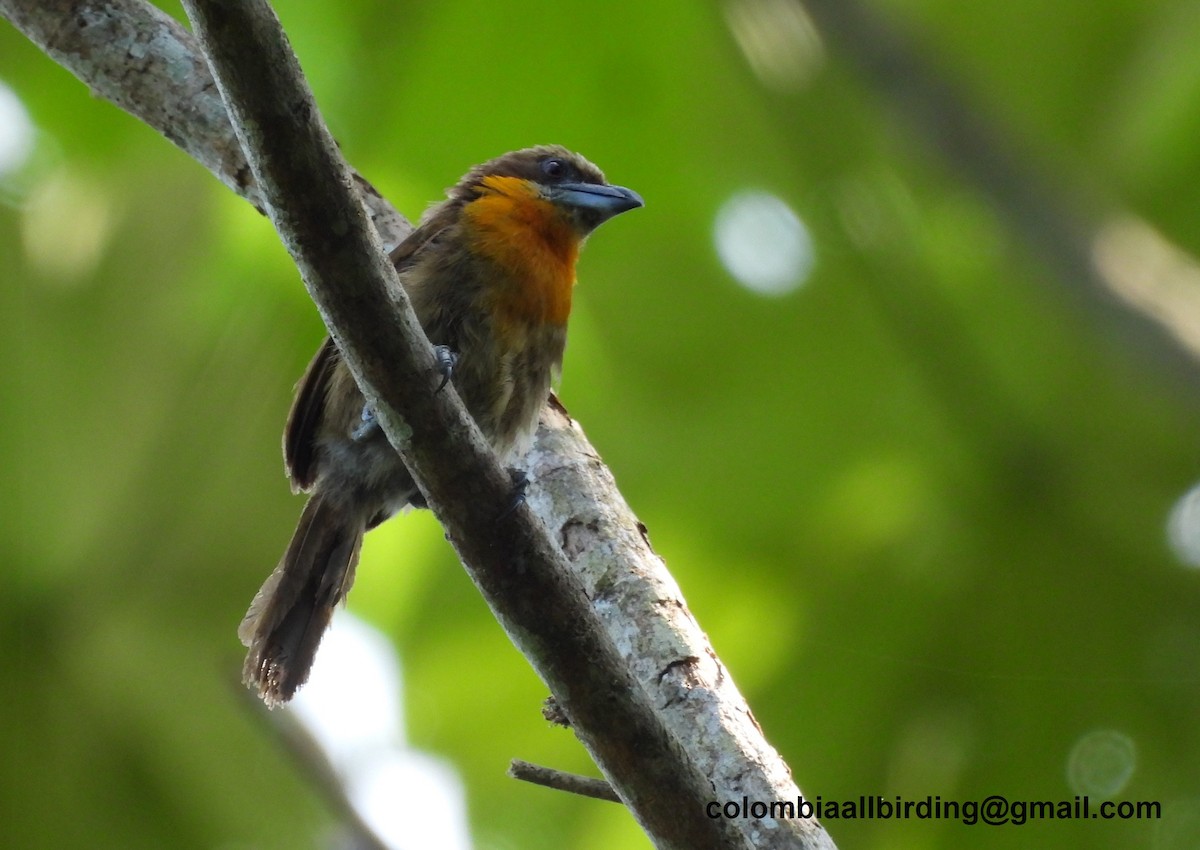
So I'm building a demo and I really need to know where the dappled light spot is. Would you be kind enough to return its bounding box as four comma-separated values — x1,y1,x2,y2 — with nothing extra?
0,80,34,179
348,748,472,850
290,613,469,850
21,169,115,283
291,612,402,759
1092,215,1200,362
1066,729,1135,798
714,190,813,296
1166,481,1200,568
723,0,824,92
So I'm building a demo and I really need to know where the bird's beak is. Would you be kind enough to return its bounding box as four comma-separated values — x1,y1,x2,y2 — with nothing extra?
550,182,644,228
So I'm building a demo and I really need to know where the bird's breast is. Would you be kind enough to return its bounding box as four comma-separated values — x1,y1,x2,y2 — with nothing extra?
462,176,581,329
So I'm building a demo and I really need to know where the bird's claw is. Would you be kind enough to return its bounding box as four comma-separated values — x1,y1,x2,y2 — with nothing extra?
498,468,530,520
434,345,458,393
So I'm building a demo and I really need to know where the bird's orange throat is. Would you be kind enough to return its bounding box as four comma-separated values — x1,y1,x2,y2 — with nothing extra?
464,175,581,329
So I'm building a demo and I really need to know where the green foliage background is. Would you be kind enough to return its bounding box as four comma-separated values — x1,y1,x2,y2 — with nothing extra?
4,1,1200,848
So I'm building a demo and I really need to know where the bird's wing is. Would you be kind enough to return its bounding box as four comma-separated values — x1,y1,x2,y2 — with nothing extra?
284,205,459,490
283,335,339,492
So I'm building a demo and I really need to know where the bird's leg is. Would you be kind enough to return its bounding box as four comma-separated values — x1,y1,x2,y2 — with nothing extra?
498,468,530,520
354,344,455,440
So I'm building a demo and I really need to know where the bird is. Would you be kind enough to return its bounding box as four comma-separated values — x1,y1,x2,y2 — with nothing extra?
238,145,643,706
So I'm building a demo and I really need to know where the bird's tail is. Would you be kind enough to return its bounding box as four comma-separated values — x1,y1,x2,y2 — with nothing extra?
239,494,362,707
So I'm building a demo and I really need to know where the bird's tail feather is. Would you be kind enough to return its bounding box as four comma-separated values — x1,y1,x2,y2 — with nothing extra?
239,495,362,707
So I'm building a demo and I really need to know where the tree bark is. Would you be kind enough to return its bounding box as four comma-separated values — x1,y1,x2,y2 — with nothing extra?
1,2,836,848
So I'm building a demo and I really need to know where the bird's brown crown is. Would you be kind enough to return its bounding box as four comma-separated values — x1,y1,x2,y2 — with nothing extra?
450,145,609,205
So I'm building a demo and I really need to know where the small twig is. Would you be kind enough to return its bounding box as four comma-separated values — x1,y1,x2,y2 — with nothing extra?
509,759,622,804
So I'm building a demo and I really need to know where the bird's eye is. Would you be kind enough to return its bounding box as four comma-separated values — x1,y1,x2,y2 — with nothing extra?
541,158,566,180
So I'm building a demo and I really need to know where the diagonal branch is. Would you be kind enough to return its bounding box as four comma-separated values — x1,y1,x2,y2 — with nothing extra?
3,0,255,203
2,1,836,848
1,0,409,245
800,0,1200,389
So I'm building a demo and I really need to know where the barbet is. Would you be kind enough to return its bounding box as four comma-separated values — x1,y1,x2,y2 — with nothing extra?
239,146,643,706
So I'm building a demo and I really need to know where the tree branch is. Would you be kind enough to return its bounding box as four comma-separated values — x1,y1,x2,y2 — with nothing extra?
2,0,409,246
2,2,836,848
4,0,253,201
